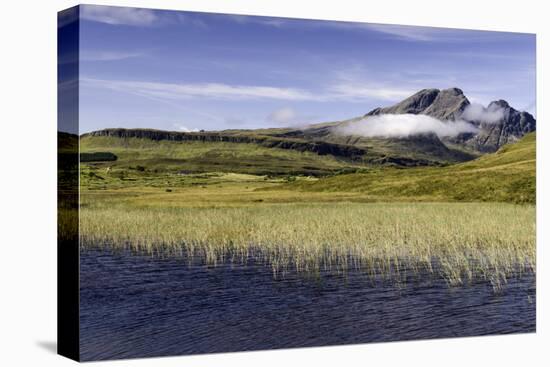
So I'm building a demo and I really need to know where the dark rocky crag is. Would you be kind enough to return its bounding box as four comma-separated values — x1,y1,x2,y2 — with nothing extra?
465,100,536,152
83,128,367,160
366,88,469,121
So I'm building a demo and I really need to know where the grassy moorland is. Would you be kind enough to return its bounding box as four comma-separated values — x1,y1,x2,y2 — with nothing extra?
277,132,536,203
79,135,362,177
78,132,536,289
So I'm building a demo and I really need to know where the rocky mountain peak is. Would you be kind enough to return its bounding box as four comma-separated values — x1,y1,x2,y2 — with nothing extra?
465,101,536,152
362,88,536,153
365,88,440,116
365,87,470,121
488,99,511,109
443,87,465,96
422,88,469,120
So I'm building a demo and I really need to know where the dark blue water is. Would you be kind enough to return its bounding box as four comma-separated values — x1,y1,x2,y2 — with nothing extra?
79,249,536,361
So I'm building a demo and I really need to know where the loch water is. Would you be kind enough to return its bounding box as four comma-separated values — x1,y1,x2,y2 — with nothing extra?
79,249,535,361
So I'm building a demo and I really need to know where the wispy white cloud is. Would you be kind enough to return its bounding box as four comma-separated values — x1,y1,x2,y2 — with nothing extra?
224,14,288,28
223,15,453,42
82,77,414,104
328,64,417,101
266,107,316,127
362,24,442,41
172,13,209,28
79,5,207,28
267,107,297,124
172,123,198,132
328,83,414,101
80,5,158,26
334,114,478,138
82,77,319,101
80,50,144,61
363,23,531,44
222,15,454,42
461,103,506,123
359,23,510,43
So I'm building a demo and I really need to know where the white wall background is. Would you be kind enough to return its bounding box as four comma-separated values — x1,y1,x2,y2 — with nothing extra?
0,0,547,365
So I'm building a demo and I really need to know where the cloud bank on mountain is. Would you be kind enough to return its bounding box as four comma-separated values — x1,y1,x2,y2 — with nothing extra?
334,114,478,138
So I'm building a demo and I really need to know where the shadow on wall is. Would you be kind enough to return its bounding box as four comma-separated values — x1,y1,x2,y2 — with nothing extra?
36,340,57,354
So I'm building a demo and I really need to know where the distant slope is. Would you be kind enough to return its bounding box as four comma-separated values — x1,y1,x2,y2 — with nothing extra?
279,132,535,203
84,127,473,168
79,134,362,176
288,123,477,163
83,128,366,160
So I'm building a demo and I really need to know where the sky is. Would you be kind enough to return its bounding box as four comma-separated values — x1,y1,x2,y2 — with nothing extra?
74,4,536,133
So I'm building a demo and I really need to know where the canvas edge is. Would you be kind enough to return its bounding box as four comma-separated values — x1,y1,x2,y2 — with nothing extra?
57,4,81,362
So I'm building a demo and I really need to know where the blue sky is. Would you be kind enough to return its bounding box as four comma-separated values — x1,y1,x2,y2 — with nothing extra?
77,4,536,133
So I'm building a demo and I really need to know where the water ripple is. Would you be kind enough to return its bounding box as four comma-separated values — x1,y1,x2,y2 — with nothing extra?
80,249,535,361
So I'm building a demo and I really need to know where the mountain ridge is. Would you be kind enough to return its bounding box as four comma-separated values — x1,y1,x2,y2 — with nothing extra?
82,87,535,169
361,87,535,152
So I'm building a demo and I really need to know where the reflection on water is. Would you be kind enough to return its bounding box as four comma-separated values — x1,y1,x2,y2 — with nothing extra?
80,249,535,361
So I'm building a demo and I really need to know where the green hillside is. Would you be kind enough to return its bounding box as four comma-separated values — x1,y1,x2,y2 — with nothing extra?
79,131,535,203
279,132,536,203
82,127,477,169
79,135,360,177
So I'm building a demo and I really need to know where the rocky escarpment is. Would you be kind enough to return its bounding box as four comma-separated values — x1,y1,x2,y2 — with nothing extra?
83,128,367,160
464,100,537,152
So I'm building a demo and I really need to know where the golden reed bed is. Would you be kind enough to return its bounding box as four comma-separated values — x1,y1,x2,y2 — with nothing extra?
78,202,535,290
